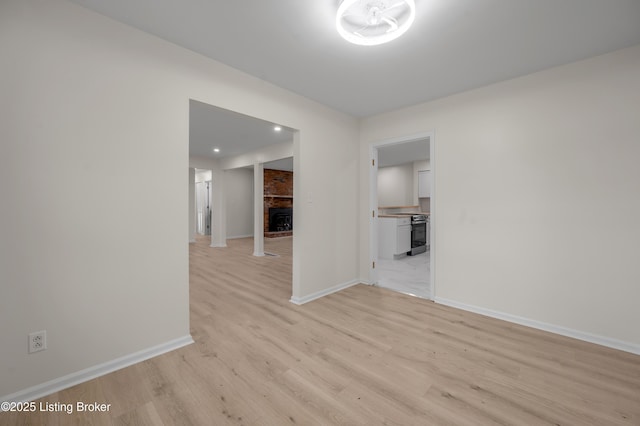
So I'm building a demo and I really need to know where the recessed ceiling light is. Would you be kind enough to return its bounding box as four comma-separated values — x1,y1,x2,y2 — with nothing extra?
213,148,220,153
274,126,282,132
336,0,416,46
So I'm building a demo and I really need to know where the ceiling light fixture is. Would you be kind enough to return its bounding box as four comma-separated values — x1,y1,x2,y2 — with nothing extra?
274,126,282,132
336,0,416,46
213,148,220,153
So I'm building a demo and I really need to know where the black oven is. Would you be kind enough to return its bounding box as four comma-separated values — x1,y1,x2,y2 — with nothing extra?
408,214,427,256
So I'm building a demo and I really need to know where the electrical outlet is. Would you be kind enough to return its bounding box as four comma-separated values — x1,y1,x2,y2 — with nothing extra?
28,330,47,354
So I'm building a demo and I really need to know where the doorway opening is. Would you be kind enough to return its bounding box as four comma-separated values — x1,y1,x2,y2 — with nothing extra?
195,169,212,235
188,100,296,300
370,132,435,300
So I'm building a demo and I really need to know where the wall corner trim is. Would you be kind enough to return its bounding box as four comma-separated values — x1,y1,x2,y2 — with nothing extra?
1,335,194,403
290,279,361,305
434,297,640,356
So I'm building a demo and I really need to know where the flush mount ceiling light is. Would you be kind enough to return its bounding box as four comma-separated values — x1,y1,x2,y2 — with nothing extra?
213,148,220,153
336,0,416,46
274,126,282,132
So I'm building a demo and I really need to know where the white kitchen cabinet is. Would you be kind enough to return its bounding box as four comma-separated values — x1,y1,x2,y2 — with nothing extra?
418,170,431,198
397,222,411,253
378,217,412,259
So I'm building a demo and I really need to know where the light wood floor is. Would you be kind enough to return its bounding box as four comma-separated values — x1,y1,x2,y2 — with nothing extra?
3,235,640,425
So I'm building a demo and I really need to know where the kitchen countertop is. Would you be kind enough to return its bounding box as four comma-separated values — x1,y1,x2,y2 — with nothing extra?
379,212,429,218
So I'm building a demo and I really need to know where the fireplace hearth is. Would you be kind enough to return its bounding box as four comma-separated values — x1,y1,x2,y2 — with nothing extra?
268,208,293,232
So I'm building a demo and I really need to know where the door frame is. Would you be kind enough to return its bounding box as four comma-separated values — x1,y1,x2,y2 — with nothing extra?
369,131,435,300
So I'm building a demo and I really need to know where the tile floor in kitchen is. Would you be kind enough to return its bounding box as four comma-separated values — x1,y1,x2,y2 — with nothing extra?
376,250,430,299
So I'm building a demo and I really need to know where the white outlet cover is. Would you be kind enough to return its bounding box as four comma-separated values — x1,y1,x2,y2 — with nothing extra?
28,330,47,354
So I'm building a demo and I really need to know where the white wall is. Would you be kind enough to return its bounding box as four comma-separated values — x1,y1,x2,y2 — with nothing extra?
225,168,254,238
189,156,225,245
195,169,212,183
413,160,430,172
0,0,359,399
189,156,219,172
360,44,640,351
377,164,413,206
377,160,430,207
221,141,293,171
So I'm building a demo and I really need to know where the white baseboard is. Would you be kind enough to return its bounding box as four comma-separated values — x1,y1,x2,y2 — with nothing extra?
2,335,194,403
209,243,227,248
435,297,640,356
290,279,360,305
226,234,253,240
189,239,196,244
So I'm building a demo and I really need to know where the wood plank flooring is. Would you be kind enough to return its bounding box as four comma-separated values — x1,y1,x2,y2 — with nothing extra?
2,235,639,425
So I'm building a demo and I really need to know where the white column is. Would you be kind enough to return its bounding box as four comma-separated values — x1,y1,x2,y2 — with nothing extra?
253,162,265,256
188,168,196,243
210,167,227,248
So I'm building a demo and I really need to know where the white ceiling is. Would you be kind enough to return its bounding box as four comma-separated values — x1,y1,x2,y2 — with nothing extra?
189,100,294,160
378,138,429,167
70,0,640,161
71,0,640,117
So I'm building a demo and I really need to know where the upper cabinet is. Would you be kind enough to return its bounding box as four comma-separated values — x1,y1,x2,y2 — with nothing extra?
418,170,431,198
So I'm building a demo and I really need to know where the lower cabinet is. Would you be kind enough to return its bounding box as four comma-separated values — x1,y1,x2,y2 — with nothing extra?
378,217,411,259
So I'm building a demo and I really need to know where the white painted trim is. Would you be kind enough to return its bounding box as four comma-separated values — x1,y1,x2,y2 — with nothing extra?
428,132,435,301
369,146,379,285
2,335,194,403
290,279,360,305
253,162,265,257
370,132,433,149
189,239,196,244
226,234,253,240
435,297,640,355
210,167,227,248
369,131,435,301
